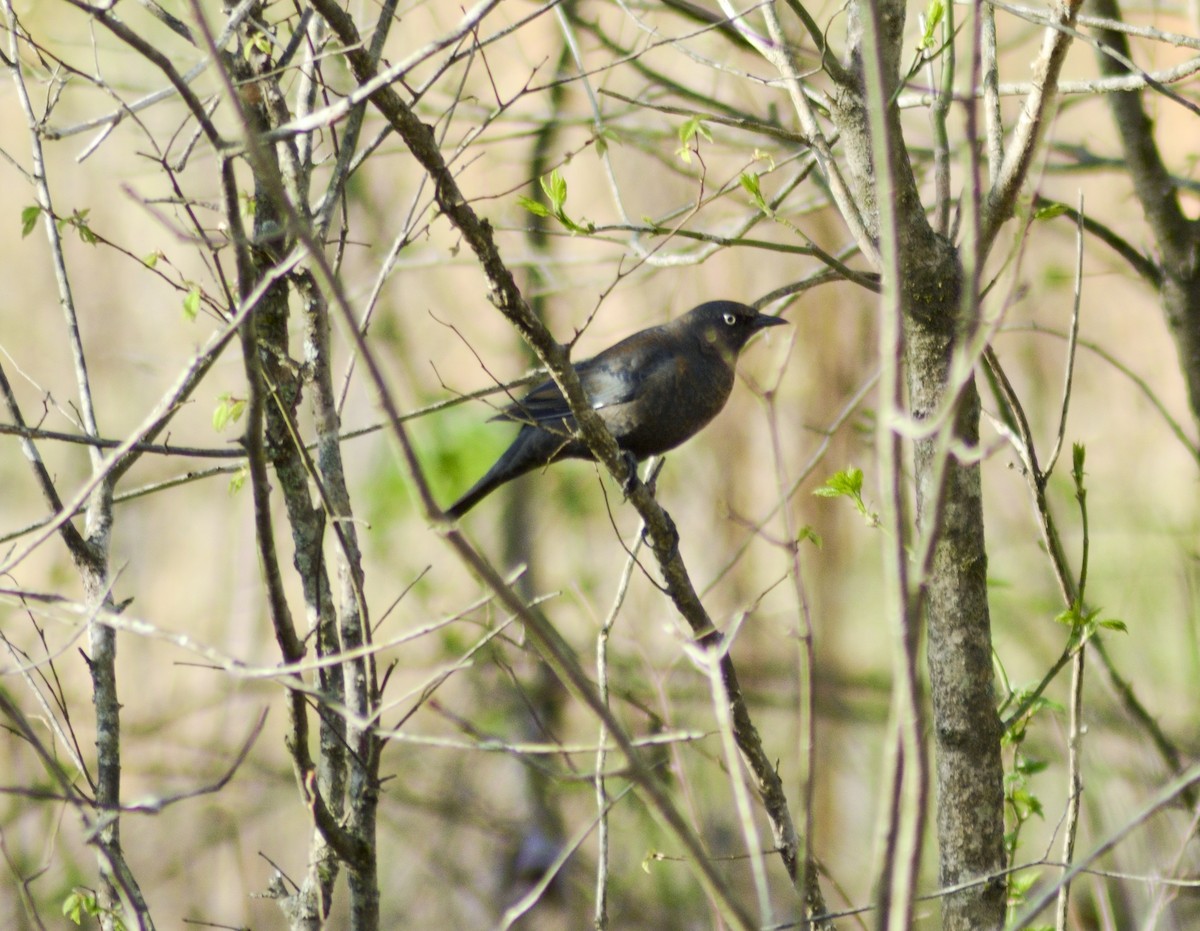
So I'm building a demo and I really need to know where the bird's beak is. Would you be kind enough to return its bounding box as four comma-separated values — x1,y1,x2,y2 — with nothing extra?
752,313,789,330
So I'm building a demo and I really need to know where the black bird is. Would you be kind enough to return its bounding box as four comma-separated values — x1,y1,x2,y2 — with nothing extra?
445,300,788,519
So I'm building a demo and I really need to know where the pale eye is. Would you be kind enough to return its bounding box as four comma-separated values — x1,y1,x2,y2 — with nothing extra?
723,313,737,325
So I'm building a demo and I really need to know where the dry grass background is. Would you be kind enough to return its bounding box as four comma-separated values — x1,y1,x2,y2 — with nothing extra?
1,1,1198,928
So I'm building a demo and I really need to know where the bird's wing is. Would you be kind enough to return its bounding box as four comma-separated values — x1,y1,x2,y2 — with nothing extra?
494,329,673,424
495,376,573,424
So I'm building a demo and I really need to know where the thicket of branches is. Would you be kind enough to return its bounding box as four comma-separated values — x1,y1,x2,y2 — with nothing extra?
2,1,1199,929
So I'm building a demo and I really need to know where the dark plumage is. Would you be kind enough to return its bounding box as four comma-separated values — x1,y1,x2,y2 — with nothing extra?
446,300,787,519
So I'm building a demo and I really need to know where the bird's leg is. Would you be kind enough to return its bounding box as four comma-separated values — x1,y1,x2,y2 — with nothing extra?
643,461,660,497
619,450,640,499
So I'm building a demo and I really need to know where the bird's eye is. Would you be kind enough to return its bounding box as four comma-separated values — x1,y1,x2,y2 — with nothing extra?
723,313,737,326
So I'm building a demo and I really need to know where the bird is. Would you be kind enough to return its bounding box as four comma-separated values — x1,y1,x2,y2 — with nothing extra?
445,300,788,519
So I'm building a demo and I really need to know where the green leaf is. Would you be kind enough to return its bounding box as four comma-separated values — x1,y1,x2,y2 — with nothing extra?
53,208,97,244
229,464,249,494
142,251,162,269
796,526,823,548
678,114,711,146
183,285,201,321
1009,870,1040,896
21,205,41,237
675,115,712,163
1072,442,1086,487
62,890,84,924
529,168,593,234
1055,604,1095,627
594,126,622,158
243,32,273,60
516,195,549,218
1034,202,1069,221
71,208,98,244
813,467,863,499
814,467,878,525
540,168,568,211
739,172,770,213
1000,688,1061,731
1099,618,1128,633
1009,786,1044,819
212,393,246,431
918,0,945,50
751,148,776,171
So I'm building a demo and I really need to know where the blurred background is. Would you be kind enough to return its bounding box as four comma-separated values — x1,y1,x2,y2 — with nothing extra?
1,1,1197,927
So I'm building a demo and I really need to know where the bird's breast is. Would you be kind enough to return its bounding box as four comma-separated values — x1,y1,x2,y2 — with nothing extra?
601,352,736,458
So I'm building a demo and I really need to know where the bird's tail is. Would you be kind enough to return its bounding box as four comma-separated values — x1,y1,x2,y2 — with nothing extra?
444,426,579,520
444,474,496,520
443,429,544,520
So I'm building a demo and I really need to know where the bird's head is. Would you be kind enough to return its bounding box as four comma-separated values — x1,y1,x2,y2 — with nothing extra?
681,300,789,358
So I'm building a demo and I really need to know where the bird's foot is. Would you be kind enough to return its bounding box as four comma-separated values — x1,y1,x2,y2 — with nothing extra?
619,451,640,499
